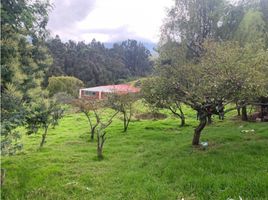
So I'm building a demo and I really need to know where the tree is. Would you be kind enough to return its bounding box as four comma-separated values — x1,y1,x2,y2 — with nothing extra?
73,98,118,158
1,84,24,155
47,76,84,97
154,41,267,145
141,77,186,127
72,99,101,141
107,92,139,132
118,40,153,76
161,0,227,58
44,35,67,85
1,0,52,153
96,110,119,159
45,38,153,87
25,96,64,148
234,10,267,47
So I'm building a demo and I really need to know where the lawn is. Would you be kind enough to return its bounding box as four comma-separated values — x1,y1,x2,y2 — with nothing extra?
1,106,268,200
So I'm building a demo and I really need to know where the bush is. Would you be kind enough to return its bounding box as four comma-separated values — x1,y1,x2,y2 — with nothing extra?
47,76,84,97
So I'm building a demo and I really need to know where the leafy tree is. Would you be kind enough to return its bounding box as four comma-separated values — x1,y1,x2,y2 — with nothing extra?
234,10,267,47
1,84,24,155
47,76,84,97
45,35,67,77
161,0,227,58
25,95,64,148
117,40,152,76
1,0,51,153
141,77,186,127
153,41,267,145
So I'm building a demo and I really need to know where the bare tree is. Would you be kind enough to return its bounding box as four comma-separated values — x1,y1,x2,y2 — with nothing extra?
107,92,139,132
73,99,101,141
96,111,119,159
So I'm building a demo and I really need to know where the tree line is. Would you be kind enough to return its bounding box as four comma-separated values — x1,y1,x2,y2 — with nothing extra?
45,36,153,87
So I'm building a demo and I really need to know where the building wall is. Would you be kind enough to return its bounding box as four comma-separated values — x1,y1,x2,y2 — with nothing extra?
80,90,100,100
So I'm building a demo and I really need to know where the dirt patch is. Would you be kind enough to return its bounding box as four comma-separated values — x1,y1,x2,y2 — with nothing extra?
135,112,167,120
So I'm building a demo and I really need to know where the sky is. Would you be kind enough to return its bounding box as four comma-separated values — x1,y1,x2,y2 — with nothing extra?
47,0,174,44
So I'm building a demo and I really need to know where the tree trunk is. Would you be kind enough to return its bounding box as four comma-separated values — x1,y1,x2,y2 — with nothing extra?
180,114,185,127
90,125,97,141
237,107,241,116
261,106,264,122
123,124,127,132
97,129,106,159
123,112,127,132
40,126,48,147
179,107,185,127
96,111,118,159
97,146,103,159
236,102,241,116
192,116,207,146
123,112,131,133
1,168,5,186
207,114,212,125
241,106,248,121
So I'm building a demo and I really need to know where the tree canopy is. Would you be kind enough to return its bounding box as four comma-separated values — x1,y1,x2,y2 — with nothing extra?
46,37,153,87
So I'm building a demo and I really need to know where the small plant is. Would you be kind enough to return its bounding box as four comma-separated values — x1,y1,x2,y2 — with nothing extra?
25,99,64,147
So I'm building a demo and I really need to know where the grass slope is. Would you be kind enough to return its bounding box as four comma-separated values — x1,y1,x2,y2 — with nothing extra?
1,108,268,200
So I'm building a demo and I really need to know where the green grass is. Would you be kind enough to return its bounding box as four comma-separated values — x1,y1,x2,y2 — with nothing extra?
1,107,268,200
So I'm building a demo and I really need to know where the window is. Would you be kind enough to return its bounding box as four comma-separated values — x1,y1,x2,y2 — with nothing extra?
84,91,96,96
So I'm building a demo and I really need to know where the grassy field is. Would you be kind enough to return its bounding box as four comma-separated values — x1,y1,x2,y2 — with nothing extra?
1,105,268,200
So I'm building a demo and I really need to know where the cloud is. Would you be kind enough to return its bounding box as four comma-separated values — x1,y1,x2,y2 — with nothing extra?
47,0,96,31
78,25,151,42
47,0,174,43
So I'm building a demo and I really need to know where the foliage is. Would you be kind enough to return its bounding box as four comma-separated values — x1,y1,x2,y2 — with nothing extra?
1,0,52,90
47,76,84,97
25,95,64,147
46,37,153,87
160,0,268,60
161,0,227,58
0,131,23,156
141,77,186,127
52,92,74,104
0,0,51,38
1,0,52,153
1,84,25,155
157,0,268,144
153,40,268,145
234,10,268,47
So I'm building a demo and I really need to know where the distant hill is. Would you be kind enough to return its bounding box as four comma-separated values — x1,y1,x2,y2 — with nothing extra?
104,41,157,54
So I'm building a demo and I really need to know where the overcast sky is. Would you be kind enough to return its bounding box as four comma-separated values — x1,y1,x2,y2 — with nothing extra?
47,0,174,43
